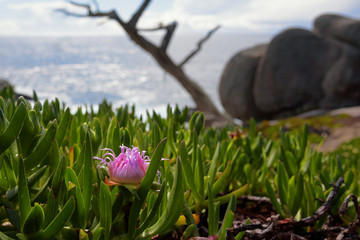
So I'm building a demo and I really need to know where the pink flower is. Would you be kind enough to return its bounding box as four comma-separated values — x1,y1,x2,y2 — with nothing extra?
94,146,150,186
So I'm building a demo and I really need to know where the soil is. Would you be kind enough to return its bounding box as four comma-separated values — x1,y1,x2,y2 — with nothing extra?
318,115,360,152
165,180,358,240
306,106,360,153
271,106,360,153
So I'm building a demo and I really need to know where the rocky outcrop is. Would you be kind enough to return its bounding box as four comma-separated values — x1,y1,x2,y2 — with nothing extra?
254,28,343,114
321,45,360,108
0,79,32,100
219,14,360,120
0,79,12,89
219,44,267,119
314,14,360,47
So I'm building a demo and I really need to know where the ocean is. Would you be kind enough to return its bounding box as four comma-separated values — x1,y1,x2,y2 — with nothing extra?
0,33,271,116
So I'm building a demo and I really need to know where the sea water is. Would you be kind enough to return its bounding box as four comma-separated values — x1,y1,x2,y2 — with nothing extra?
0,33,271,116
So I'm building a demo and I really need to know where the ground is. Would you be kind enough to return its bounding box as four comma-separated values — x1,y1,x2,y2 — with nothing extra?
318,109,360,152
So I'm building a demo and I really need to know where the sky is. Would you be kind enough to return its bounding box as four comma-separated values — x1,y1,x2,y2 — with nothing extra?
0,0,359,36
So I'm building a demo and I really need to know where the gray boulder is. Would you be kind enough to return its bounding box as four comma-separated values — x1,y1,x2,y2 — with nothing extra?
321,45,360,108
219,44,267,119
253,28,343,114
314,14,360,47
219,13,360,120
0,79,32,100
0,79,12,89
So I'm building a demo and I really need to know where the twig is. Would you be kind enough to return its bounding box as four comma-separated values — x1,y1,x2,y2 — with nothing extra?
58,2,126,29
68,0,90,9
295,177,344,227
56,1,90,18
128,0,151,28
160,22,177,51
226,177,345,239
277,232,308,240
179,25,221,67
137,21,178,52
91,0,99,11
336,194,360,239
137,25,166,31
227,222,264,237
238,195,272,205
340,194,359,217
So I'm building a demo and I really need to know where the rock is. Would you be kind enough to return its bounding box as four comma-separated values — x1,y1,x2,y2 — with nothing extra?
219,14,360,120
321,45,360,108
253,28,343,114
219,44,267,119
0,79,12,89
0,78,32,100
314,14,360,47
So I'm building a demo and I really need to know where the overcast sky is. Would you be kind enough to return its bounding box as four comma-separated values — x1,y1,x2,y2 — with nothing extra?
0,0,360,36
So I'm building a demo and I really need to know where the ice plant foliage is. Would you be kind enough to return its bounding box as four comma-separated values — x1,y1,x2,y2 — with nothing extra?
3,92,360,239
94,146,150,185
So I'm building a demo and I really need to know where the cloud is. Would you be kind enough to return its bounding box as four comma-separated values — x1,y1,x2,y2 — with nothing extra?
8,1,67,19
0,1,124,36
3,1,71,33
143,0,359,32
1,0,359,35
0,19,21,34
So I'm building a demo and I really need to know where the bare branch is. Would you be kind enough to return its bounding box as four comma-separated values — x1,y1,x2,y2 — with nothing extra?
137,26,165,32
58,1,126,28
91,0,100,11
68,0,91,9
340,194,359,217
137,21,177,51
55,8,87,18
137,22,173,32
59,1,229,123
179,25,221,67
55,1,91,17
128,0,151,28
296,177,344,227
160,22,177,51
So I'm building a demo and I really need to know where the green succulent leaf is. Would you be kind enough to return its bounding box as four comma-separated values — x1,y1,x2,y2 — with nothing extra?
277,161,288,206
179,140,201,201
100,182,112,240
36,197,75,240
127,138,167,239
219,210,234,240
92,227,106,240
55,107,71,146
65,167,86,228
83,129,93,221
194,147,205,198
0,102,27,155
265,179,285,218
141,156,183,238
212,160,232,197
0,231,16,240
23,120,57,171
18,158,31,231
23,203,44,237
0,102,9,134
208,142,221,186
182,224,196,239
218,194,236,238
136,181,166,235
207,182,219,236
290,174,304,217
